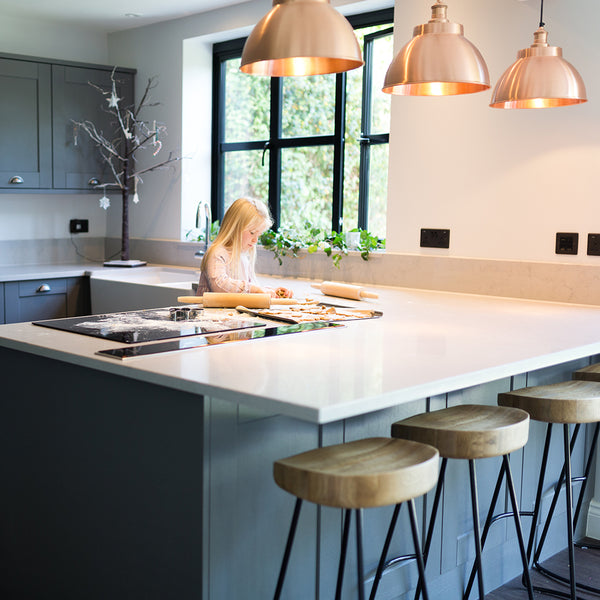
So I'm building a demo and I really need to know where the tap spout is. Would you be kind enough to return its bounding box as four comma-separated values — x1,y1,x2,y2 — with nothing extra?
194,201,212,258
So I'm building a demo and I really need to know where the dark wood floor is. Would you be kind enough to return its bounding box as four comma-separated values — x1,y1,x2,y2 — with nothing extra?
487,539,600,600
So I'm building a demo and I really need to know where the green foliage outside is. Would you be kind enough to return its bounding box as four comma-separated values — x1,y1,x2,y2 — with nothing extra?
222,24,392,239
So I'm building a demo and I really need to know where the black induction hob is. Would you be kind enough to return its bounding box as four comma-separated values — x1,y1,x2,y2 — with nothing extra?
33,307,265,344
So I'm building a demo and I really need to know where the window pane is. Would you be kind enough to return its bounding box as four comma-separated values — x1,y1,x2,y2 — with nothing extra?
280,146,333,232
281,75,335,137
224,58,270,143
367,143,388,239
370,34,393,134
223,150,269,211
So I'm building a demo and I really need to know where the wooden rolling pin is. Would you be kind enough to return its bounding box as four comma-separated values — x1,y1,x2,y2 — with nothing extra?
310,281,378,300
177,292,297,308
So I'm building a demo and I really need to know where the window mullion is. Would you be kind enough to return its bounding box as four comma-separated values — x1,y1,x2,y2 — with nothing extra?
332,72,346,233
269,77,282,230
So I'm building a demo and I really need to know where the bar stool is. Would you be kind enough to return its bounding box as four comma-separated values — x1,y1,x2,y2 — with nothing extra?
499,379,600,600
272,437,439,600
372,404,534,600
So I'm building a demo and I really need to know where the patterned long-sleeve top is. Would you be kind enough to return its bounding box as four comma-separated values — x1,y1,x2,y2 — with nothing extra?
196,245,257,295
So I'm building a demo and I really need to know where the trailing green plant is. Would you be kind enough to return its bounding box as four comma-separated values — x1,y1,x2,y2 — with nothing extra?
260,221,385,268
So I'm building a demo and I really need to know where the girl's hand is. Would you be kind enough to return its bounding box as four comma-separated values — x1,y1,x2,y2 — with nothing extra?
275,287,293,298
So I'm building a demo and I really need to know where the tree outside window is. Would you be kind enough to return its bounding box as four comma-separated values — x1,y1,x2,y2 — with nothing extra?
212,9,392,241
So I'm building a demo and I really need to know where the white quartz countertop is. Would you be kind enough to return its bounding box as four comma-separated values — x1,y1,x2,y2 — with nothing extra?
2,277,600,423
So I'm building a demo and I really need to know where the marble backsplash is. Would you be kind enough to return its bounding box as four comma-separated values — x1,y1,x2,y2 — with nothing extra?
3,236,600,306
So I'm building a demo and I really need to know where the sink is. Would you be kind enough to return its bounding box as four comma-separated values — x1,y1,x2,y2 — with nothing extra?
92,266,199,286
90,266,199,314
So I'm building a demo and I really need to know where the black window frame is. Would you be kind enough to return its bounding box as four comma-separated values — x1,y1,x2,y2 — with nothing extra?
211,8,393,233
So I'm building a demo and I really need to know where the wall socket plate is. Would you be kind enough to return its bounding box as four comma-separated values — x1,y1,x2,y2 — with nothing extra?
588,233,600,256
420,228,450,249
555,232,578,255
69,219,89,234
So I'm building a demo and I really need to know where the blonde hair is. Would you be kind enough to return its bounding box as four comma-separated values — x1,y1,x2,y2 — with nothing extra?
201,197,272,279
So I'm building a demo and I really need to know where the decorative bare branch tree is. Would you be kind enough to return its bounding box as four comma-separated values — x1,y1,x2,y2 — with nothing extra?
73,70,182,263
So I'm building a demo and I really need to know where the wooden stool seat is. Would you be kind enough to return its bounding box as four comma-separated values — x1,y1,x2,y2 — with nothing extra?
573,362,600,383
391,404,530,459
499,380,600,424
274,437,439,509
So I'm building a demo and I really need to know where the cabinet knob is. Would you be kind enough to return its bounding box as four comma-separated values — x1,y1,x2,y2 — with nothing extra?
36,284,51,293
9,176,24,184
88,178,100,186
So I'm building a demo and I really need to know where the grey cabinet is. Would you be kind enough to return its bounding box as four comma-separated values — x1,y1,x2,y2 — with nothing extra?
0,283,4,324
0,59,52,189
52,65,135,190
0,54,135,192
4,276,90,323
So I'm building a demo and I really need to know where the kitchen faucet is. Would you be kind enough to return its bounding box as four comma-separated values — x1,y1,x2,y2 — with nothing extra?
194,201,212,258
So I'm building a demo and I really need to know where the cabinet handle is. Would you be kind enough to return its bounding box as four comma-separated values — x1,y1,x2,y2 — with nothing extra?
36,284,51,293
9,176,24,184
88,178,100,186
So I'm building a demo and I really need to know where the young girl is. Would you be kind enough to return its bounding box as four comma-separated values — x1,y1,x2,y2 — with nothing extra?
196,197,293,298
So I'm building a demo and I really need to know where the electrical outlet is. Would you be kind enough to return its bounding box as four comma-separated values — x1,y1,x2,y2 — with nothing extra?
69,219,89,234
420,228,450,249
555,232,578,255
588,234,600,256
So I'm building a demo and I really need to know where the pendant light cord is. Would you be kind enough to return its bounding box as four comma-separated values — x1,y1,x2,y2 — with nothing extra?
539,0,545,28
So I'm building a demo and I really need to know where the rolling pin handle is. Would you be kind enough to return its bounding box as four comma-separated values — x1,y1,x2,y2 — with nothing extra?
310,283,321,289
360,291,379,299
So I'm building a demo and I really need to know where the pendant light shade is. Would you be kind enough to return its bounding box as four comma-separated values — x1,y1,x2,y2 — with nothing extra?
382,2,490,96
240,0,363,77
490,26,587,109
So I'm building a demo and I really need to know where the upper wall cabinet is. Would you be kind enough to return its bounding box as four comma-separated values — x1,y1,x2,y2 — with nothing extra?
0,54,135,192
0,59,52,189
52,66,134,190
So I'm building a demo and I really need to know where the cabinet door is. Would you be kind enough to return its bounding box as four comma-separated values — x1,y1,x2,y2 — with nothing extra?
4,277,90,324
0,59,52,189
52,66,134,190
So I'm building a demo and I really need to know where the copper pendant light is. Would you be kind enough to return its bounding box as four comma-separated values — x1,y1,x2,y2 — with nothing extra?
490,0,587,109
240,0,363,77
382,1,490,96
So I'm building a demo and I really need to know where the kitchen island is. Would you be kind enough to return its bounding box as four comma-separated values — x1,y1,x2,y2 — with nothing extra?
1,279,599,599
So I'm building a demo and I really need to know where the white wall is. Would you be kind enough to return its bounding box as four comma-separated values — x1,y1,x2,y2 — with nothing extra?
387,0,600,263
2,0,599,267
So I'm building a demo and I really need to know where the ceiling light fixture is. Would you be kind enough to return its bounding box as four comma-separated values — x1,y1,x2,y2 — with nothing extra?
240,0,363,77
382,1,489,96
490,0,587,109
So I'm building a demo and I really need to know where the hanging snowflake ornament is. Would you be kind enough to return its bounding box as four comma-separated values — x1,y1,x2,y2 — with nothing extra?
99,195,111,210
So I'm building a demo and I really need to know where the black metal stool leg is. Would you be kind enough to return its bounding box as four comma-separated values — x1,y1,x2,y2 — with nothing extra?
464,458,507,600
563,424,577,600
414,458,448,600
369,503,402,600
274,497,303,600
356,509,366,600
335,509,352,600
573,422,600,534
408,498,431,600
504,455,535,600
468,459,486,600
533,424,580,567
525,423,553,568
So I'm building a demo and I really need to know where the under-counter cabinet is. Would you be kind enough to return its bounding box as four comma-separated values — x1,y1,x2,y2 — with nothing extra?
0,54,135,191
4,277,90,323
